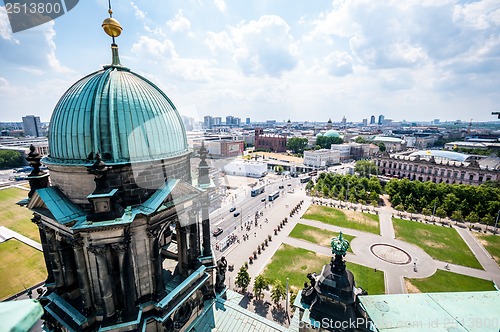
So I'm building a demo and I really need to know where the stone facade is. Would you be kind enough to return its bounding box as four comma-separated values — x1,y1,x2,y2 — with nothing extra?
374,154,499,185
46,153,192,207
254,128,287,152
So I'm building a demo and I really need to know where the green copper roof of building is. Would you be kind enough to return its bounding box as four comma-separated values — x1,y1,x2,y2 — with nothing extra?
45,65,189,165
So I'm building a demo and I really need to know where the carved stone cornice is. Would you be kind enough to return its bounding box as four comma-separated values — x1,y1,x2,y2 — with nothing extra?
111,242,128,253
147,227,160,238
31,215,42,225
87,244,107,255
68,237,84,249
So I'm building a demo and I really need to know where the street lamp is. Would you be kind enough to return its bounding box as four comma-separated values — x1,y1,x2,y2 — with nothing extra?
494,209,500,234
431,201,436,221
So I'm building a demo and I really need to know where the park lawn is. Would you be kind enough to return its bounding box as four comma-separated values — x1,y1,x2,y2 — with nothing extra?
302,205,380,235
405,270,496,293
474,233,500,266
289,223,355,253
393,218,482,270
0,188,40,242
0,239,46,300
261,244,385,295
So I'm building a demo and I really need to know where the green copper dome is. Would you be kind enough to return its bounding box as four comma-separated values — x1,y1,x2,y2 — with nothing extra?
45,66,189,165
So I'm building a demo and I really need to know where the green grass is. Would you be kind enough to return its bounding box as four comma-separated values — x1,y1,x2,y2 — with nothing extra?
0,239,46,300
393,218,482,269
0,188,40,242
474,233,500,265
405,270,496,293
289,223,355,253
302,205,380,234
261,244,385,295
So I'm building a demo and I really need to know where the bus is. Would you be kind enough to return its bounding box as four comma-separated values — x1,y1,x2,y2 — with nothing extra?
268,191,280,201
300,176,312,183
251,185,265,197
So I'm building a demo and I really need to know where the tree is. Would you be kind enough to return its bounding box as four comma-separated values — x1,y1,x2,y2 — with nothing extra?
451,210,463,223
353,136,367,143
465,211,479,224
235,265,251,292
482,214,495,231
407,205,416,218
0,150,23,169
421,207,432,216
394,204,405,212
355,160,379,177
375,142,386,152
435,207,447,221
253,275,270,300
316,135,343,149
270,280,286,306
305,180,314,191
274,165,284,174
287,137,308,154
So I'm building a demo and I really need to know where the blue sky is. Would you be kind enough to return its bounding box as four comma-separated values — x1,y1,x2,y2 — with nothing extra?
1,0,499,123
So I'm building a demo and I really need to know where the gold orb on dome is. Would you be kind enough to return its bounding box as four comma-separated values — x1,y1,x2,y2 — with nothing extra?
102,17,123,38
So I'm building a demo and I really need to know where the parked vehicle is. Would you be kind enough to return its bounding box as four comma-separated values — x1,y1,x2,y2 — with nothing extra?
212,227,223,236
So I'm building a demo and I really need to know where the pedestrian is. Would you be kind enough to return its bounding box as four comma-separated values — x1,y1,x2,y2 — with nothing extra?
254,232,256,237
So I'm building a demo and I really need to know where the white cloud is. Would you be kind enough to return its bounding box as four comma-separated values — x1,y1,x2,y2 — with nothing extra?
130,2,146,21
132,36,178,59
167,10,191,33
214,0,226,13
0,6,18,43
229,15,299,77
453,0,500,30
324,51,353,76
205,31,233,55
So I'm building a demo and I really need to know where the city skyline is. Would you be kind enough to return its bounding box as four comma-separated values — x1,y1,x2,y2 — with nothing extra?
1,1,500,123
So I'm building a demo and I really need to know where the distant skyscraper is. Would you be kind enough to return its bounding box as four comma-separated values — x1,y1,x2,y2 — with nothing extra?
341,116,347,127
433,119,440,125
22,115,42,137
214,117,222,126
378,114,385,125
362,118,368,126
246,117,250,125
204,115,214,129
226,115,234,126
370,115,376,125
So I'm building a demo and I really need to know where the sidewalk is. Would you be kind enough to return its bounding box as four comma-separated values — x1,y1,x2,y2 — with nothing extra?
0,226,42,251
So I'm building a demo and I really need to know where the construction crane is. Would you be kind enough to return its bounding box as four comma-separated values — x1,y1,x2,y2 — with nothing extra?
493,111,500,118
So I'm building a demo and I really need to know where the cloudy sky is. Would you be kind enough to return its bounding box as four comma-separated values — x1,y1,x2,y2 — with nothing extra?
1,0,499,123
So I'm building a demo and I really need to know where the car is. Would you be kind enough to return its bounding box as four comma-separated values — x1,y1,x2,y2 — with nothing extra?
212,227,223,236
287,183,292,186
229,207,236,212
278,185,284,189
233,212,240,217
261,197,266,202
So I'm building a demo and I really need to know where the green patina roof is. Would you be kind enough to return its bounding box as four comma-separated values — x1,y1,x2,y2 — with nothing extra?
45,66,189,165
359,291,500,331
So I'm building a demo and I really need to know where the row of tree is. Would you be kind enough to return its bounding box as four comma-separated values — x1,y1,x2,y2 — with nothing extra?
286,136,345,155
386,178,500,224
306,173,383,206
235,265,288,305
0,150,24,169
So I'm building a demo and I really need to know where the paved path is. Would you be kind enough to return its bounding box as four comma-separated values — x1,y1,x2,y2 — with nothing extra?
222,192,500,296
0,226,42,251
455,227,500,286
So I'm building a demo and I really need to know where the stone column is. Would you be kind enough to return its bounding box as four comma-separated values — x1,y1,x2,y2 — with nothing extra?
177,225,189,276
88,245,115,318
188,210,200,267
201,193,211,257
59,238,76,287
147,227,165,301
111,242,135,314
70,238,92,313
32,217,54,285
45,228,65,288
